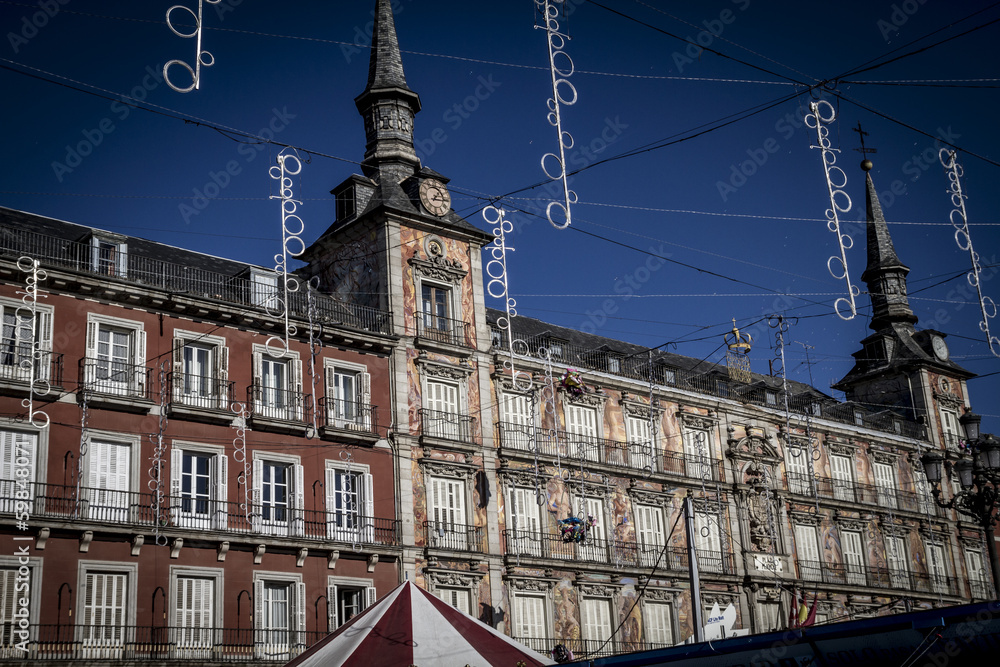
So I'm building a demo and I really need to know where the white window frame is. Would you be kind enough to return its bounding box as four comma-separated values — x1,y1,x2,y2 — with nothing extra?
253,571,306,659
76,560,138,659
428,475,469,550
830,454,855,502
634,503,666,568
170,441,228,530
885,534,909,588
926,542,948,593
625,414,654,471
940,408,961,448
785,447,811,495
82,431,140,523
325,460,374,543
250,269,279,308
172,330,229,410
873,461,898,510
508,486,544,557
576,495,608,562
0,555,42,656
326,576,376,632
0,424,46,514
323,359,371,430
565,403,600,462
499,391,533,451
683,427,715,479
965,548,990,598
643,600,674,646
694,511,723,573
841,529,866,586
169,566,223,657
252,344,303,421
84,314,146,397
580,595,614,646
418,279,456,338
435,587,473,615
91,235,127,278
512,592,550,643
252,451,304,537
794,524,822,582
0,297,54,383
423,378,463,440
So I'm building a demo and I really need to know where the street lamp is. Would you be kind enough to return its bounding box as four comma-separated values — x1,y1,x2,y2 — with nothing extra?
920,411,1000,599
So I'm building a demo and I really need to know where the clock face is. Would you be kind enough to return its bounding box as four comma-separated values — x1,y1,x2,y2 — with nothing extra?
419,179,451,217
931,335,949,361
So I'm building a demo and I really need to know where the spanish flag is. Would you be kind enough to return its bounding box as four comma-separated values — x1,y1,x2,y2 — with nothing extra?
788,589,818,628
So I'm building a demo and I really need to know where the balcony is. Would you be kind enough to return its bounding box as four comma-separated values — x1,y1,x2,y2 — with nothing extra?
8,625,328,662
419,408,475,444
3,481,401,546
168,372,235,423
795,559,960,595
497,422,724,480
503,529,690,571
970,578,992,599
696,548,736,575
247,383,309,434
0,347,63,392
514,636,672,659
424,520,485,552
318,397,379,442
784,472,947,516
79,357,153,412
0,225,392,336
414,313,472,350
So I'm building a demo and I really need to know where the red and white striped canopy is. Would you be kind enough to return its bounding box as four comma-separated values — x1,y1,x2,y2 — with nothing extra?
285,580,555,667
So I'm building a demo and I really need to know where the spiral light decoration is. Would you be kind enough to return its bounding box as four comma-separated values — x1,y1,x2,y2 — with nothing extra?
15,257,50,430
164,0,221,93
148,362,170,546
266,148,306,359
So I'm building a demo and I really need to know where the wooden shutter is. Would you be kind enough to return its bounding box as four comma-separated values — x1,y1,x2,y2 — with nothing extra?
842,531,864,568
584,497,605,541
695,512,722,554
886,536,907,577
582,597,611,641
515,594,546,639
511,487,540,533
296,582,306,634
293,464,305,536
216,454,229,529
364,586,376,609
251,458,263,531
644,602,672,644
135,329,147,393
927,544,946,580
794,525,820,563
635,504,664,548
360,371,371,408
0,568,19,627
327,584,338,630
293,359,304,419
363,473,374,542
254,579,264,627
170,447,182,521
873,462,897,508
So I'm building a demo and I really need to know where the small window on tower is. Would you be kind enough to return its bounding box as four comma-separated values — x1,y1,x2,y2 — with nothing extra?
336,188,356,221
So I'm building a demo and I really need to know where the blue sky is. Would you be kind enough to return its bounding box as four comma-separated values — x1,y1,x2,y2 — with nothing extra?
2,0,999,431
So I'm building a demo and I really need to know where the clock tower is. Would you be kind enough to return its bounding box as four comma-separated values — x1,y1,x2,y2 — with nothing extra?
833,160,974,447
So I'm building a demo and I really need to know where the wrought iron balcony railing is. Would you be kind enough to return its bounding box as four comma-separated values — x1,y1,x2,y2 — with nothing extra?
503,529,691,571
318,397,378,435
513,636,673,659
414,313,472,348
497,422,724,480
80,357,151,400
785,472,946,516
169,372,234,411
424,520,486,552
795,559,960,595
0,346,62,387
2,625,329,662
248,383,308,423
0,481,401,546
0,225,392,335
419,408,474,442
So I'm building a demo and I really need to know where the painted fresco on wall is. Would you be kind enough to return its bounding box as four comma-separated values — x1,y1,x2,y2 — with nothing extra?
618,582,641,645
552,579,580,642
314,226,385,310
412,456,427,547
398,226,478,341
406,347,421,436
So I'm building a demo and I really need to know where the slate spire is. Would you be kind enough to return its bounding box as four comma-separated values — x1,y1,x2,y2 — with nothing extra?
860,164,918,332
354,0,422,181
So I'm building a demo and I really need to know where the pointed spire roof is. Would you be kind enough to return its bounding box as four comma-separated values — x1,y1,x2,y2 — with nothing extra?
861,171,908,280
364,0,411,93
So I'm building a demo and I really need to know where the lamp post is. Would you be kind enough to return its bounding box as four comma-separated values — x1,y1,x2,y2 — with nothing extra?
920,411,1000,600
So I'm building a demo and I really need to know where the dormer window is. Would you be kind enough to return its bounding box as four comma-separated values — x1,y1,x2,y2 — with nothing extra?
250,270,279,308
90,235,127,278
336,190,356,222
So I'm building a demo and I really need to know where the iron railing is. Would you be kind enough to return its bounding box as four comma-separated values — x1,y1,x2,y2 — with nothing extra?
0,625,329,662
414,313,472,348
513,636,672,658
503,529,691,571
0,225,392,335
785,472,947,516
497,422,724,480
419,408,474,442
0,481,400,545
168,372,234,411
0,347,63,387
424,520,485,552
247,383,308,423
490,326,924,439
80,357,151,400
318,397,378,435
795,559,959,595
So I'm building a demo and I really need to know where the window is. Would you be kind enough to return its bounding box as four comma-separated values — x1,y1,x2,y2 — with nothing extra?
625,415,653,471
512,593,548,641
853,410,864,426
171,445,228,530
657,366,676,386
885,535,908,588
85,316,146,397
254,574,305,659
794,524,821,581
576,496,607,562
252,455,304,536
424,380,462,440
509,487,543,557
170,567,222,657
85,438,133,522
842,530,866,586
634,504,665,567
758,601,781,634
78,562,137,659
173,333,229,409
683,428,714,479
694,512,723,573
253,346,303,421
327,580,375,630
91,236,127,277
940,409,961,448
873,462,898,510
325,463,374,543
0,299,53,383
420,283,452,341
785,447,811,495
499,392,533,450
966,549,990,598
926,543,947,593
765,391,777,406
830,455,854,502
0,429,37,514
0,557,39,656
428,476,468,550
566,404,599,461
436,588,471,614
324,363,371,430
581,597,613,645
251,270,279,308
644,602,673,645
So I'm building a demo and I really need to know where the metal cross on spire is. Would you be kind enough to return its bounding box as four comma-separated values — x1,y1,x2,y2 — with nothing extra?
852,122,878,159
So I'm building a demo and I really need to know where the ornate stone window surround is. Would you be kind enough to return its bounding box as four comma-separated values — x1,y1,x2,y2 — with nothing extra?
421,458,477,528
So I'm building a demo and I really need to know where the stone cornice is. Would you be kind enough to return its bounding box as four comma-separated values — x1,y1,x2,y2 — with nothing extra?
416,352,473,380
630,489,673,507
678,410,718,431
421,458,476,479
409,255,467,283
933,390,963,410
789,509,822,526
506,576,557,593
563,389,608,408
869,449,899,465
426,569,484,589
578,582,619,598
644,588,679,603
